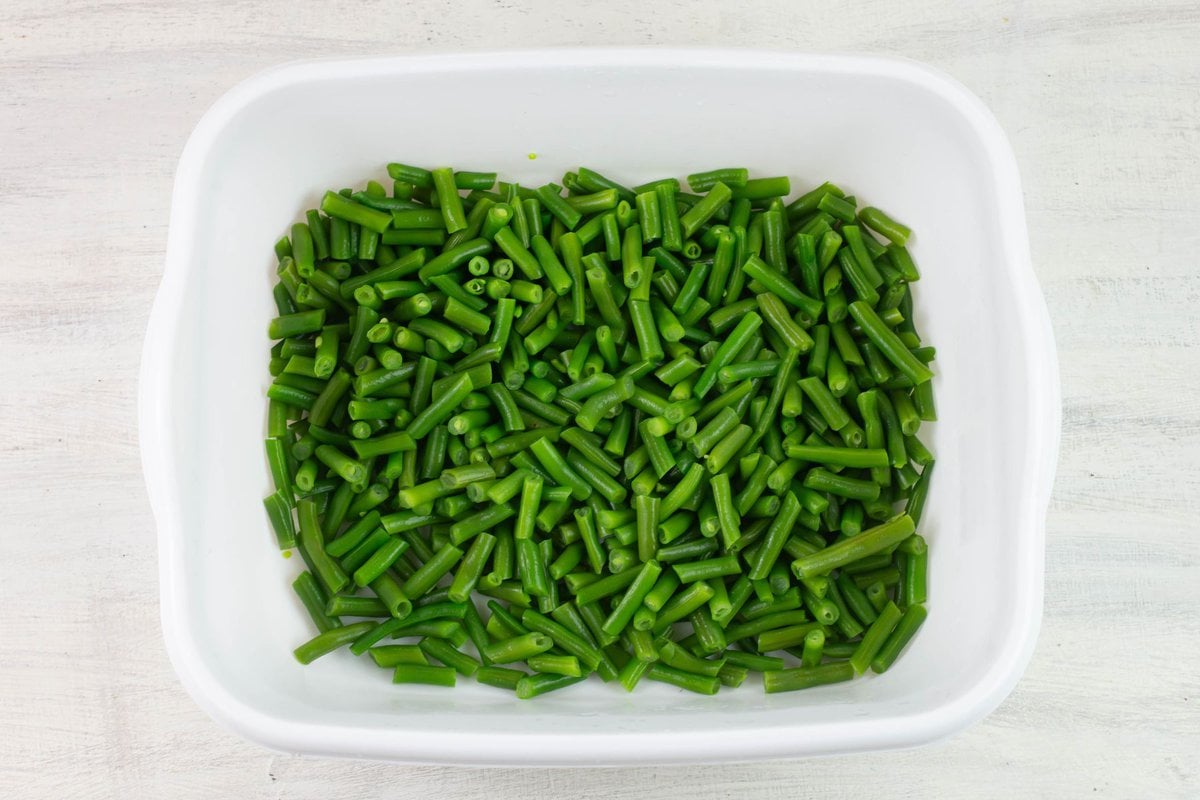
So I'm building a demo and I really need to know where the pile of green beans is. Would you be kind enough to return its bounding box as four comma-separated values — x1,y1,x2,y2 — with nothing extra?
266,165,934,697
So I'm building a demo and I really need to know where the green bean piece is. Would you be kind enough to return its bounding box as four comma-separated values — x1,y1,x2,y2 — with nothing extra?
565,189,619,217
870,603,927,673
516,672,586,699
693,313,762,399
493,226,544,280
912,377,937,422
514,473,544,541
834,573,877,627
481,631,555,665
563,509,601,576
792,628,823,668
629,191,659,244
730,176,790,200
553,602,605,652
722,649,781,672
574,374,635,433
804,468,880,501
638,420,676,480
687,168,748,192
517,536,552,598
292,572,338,633
797,376,850,431
784,181,842,218
835,246,879,307
848,301,933,385
567,567,638,610
293,621,376,664
819,579,860,637
672,555,740,584
364,644,429,669
632,494,660,563
268,309,325,341
391,663,457,687
848,600,904,674
902,549,928,606
264,490,297,550
791,514,915,579
651,581,716,633
720,665,750,688
449,503,514,546
762,661,854,694
535,184,582,230
755,620,827,652
705,424,753,474
601,560,663,637
690,608,728,654
701,475,737,551
385,164,433,187
288,224,316,277
528,234,572,296
840,226,884,288
547,542,584,582
679,182,733,239
722,610,811,643
858,206,911,245
526,437,591,501
688,407,739,459
446,532,496,603
400,542,463,600
596,212,621,261
669,259,710,320
337,527,389,578
561,428,621,478
755,294,814,354
646,663,721,695
353,536,409,588
742,255,823,321
473,665,522,691
646,183,679,254
747,491,801,580
321,191,391,234
582,259,625,336
428,167,467,234
518,656,579,681
367,573,415,623
785,445,890,469
658,640,725,678
296,498,349,595
568,168,630,202
816,192,856,224
905,461,934,526
406,372,473,439
860,581,888,614
521,609,605,672
844,553,894,576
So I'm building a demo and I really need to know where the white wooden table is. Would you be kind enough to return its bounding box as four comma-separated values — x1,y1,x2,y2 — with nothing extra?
3,1,1197,796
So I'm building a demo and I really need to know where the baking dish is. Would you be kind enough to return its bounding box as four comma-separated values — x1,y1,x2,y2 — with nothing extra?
140,48,1059,764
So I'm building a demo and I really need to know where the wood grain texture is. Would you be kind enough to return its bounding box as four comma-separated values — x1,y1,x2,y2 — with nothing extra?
1,0,1197,797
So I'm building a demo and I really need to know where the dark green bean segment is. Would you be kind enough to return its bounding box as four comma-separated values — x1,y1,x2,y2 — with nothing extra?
268,165,935,697
294,621,376,664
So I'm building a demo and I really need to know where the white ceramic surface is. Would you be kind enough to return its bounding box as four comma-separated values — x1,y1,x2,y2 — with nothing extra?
140,49,1059,765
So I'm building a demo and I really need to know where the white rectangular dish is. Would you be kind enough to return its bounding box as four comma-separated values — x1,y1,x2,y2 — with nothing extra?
140,49,1059,765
